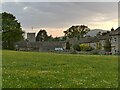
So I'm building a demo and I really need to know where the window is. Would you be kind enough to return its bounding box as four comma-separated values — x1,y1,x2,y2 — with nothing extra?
114,38,116,41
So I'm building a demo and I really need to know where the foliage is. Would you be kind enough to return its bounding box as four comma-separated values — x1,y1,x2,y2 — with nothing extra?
2,12,24,49
0,13,2,32
2,50,118,88
64,25,90,39
62,36,67,41
36,31,65,42
52,37,65,41
104,39,111,52
66,42,70,50
96,32,101,36
36,29,49,42
52,37,60,41
96,42,102,50
80,44,94,51
73,44,81,51
47,35,53,41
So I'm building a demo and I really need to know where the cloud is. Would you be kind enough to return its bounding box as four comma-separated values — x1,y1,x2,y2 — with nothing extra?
1,0,120,2
2,2,118,36
23,6,28,10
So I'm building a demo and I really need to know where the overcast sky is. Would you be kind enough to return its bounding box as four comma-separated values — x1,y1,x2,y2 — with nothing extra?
2,2,118,37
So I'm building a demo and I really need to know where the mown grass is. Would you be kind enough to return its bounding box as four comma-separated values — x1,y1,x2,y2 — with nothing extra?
2,50,118,88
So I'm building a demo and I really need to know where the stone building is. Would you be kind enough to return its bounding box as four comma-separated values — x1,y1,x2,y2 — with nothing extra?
27,33,36,42
16,41,65,51
16,27,120,55
16,33,65,51
110,27,120,54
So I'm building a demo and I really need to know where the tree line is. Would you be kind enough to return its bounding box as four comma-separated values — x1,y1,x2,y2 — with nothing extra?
35,30,64,42
1,12,111,52
2,12,90,50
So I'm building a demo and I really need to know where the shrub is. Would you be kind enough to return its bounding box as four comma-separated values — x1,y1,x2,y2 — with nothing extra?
104,39,111,52
66,42,70,50
73,44,81,51
80,44,94,51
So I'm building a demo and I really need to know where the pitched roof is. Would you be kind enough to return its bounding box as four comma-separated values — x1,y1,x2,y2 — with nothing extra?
110,27,120,36
98,33,111,40
79,37,99,44
16,40,28,47
66,37,79,44
79,33,111,44
16,41,65,49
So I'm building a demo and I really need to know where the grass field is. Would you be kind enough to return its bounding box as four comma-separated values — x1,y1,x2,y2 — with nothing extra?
2,50,118,88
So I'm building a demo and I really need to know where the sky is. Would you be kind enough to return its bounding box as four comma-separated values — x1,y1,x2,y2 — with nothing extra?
1,1,119,37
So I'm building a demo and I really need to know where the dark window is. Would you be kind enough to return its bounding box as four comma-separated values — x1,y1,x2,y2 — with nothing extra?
114,38,116,41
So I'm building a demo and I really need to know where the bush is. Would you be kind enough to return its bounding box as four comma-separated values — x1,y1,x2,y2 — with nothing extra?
80,44,94,51
66,42,70,50
104,39,111,52
73,44,81,51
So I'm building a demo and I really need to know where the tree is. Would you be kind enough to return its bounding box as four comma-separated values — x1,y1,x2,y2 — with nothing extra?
52,37,60,41
47,35,53,41
96,42,102,50
104,39,111,52
66,42,70,50
36,29,49,42
52,37,65,41
96,32,101,36
64,25,90,39
2,12,24,50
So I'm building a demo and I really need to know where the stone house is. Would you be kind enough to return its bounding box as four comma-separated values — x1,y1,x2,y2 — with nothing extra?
78,27,120,55
66,36,100,50
37,41,65,51
16,32,65,52
66,32,112,54
98,33,111,51
16,41,65,52
110,27,120,54
79,37,99,49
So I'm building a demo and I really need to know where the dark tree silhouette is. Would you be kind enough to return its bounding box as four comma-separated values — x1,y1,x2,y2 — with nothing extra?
104,39,111,52
66,42,70,50
2,12,24,49
64,25,90,39
36,29,49,42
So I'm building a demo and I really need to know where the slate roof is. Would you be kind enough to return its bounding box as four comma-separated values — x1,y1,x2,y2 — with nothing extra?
36,41,65,50
79,33,111,44
79,37,99,44
16,40,28,48
66,37,79,44
98,33,111,40
16,41,65,50
110,27,120,36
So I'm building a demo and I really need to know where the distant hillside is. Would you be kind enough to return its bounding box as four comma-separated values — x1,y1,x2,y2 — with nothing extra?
87,29,108,36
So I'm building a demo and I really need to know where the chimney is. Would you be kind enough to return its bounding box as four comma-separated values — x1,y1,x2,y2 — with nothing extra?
111,27,114,31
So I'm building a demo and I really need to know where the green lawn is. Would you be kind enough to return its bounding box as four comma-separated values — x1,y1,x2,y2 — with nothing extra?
2,50,118,88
